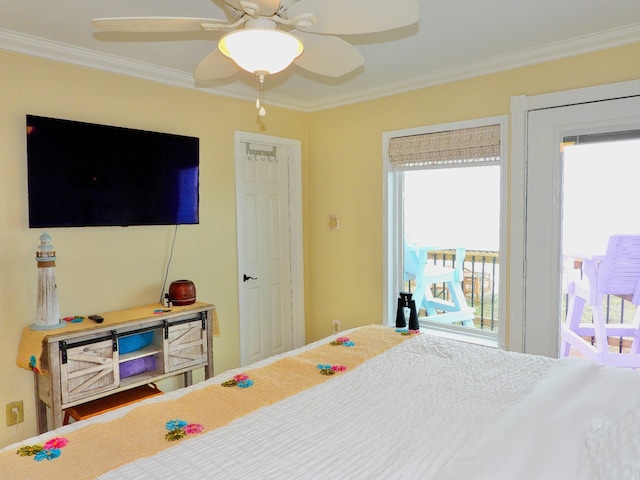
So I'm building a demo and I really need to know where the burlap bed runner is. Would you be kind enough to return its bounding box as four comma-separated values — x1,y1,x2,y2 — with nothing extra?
2,325,413,479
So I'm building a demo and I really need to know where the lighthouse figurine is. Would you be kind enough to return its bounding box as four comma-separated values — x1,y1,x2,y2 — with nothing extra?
31,232,65,330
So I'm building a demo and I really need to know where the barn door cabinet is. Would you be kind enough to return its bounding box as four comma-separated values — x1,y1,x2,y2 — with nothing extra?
34,302,214,433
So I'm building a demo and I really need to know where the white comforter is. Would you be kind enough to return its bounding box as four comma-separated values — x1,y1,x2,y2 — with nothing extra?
102,333,556,479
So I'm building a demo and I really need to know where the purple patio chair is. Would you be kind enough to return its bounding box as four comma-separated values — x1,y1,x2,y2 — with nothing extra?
560,234,640,367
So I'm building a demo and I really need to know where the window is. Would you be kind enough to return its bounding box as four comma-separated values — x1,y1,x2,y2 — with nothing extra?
383,117,508,347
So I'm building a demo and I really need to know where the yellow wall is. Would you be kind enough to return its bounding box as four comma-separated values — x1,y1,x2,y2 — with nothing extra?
2,41,640,447
303,43,640,341
0,49,305,447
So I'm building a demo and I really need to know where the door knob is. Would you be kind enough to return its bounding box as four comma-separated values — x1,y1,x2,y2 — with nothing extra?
243,274,257,282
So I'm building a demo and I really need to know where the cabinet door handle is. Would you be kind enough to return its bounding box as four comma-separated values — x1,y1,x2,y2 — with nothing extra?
60,341,68,364
243,274,257,282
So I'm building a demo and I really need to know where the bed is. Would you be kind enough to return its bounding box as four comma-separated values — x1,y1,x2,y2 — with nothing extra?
2,325,640,479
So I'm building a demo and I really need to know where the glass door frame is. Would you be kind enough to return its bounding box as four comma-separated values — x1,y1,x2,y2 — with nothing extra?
510,78,640,356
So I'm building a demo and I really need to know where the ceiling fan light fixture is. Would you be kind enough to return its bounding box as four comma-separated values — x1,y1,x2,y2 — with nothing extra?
218,28,303,75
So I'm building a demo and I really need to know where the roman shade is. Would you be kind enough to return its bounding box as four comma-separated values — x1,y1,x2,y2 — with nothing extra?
388,124,500,170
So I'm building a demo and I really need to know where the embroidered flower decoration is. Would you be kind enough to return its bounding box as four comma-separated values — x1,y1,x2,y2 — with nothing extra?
44,437,69,450
165,419,204,442
165,419,187,431
317,364,347,375
16,445,43,457
165,429,187,442
17,437,68,461
330,337,355,347
34,448,61,461
28,355,40,374
396,328,420,336
222,373,254,388
184,423,205,435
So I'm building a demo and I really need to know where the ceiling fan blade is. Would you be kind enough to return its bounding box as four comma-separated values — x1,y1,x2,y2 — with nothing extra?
223,0,281,17
91,17,228,33
194,49,239,80
293,32,363,77
286,0,419,35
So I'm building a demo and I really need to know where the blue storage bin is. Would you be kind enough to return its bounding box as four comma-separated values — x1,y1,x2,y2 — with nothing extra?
118,332,154,354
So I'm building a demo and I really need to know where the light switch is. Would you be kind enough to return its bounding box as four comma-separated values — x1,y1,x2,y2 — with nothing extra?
328,215,340,231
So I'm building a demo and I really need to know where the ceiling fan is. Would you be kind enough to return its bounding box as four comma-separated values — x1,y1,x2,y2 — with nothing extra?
92,0,420,115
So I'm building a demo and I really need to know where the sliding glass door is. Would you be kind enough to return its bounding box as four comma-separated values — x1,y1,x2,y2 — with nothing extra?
524,96,640,357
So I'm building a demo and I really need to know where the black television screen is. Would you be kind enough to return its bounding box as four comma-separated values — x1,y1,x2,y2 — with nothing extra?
26,115,199,228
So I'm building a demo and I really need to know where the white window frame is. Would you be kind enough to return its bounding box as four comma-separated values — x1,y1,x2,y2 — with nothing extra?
382,115,509,348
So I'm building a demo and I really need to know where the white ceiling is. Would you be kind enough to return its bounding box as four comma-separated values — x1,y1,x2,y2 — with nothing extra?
1,0,640,111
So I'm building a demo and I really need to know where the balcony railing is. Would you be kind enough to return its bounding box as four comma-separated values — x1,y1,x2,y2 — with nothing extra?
464,251,499,331
404,249,636,344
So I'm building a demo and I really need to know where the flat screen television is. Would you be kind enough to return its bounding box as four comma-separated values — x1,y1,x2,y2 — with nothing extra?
26,115,199,228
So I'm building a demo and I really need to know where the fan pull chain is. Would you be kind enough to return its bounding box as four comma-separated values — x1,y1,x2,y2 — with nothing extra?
256,73,266,117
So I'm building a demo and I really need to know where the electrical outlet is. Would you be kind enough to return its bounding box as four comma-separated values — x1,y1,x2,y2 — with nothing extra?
6,401,24,426
332,319,341,333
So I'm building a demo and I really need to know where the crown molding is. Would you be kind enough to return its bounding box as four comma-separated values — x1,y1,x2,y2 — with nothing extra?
2,23,639,112
303,22,640,111
0,29,194,88
0,28,271,106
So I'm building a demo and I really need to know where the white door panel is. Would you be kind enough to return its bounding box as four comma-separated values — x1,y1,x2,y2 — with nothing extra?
235,132,304,366
240,144,291,363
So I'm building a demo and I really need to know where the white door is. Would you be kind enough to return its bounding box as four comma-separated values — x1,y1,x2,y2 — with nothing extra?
235,132,304,366
524,96,640,357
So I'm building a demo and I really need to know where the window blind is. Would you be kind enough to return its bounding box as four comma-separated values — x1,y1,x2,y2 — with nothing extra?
388,124,500,170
